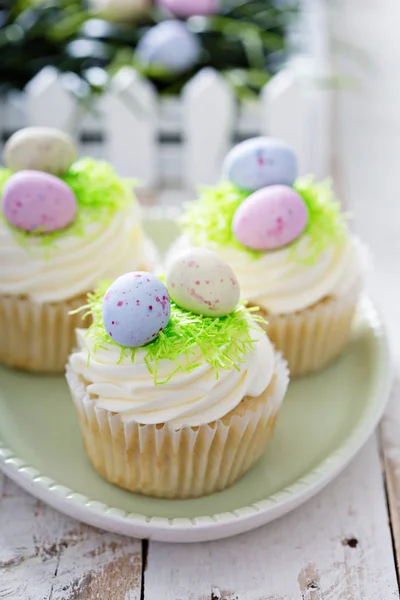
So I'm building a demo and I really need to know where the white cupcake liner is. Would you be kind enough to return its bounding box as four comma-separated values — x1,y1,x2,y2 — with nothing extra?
66,354,289,499
0,292,89,373
260,284,361,378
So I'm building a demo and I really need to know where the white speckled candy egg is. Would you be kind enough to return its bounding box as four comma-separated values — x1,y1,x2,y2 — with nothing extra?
232,185,308,251
2,170,77,233
223,137,298,192
3,127,77,175
136,20,201,74
166,248,240,317
102,272,171,348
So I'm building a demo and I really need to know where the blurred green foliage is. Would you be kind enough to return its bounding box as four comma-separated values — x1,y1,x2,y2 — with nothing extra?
0,0,298,98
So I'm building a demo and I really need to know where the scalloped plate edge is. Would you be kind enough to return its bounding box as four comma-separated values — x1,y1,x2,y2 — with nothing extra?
0,297,392,543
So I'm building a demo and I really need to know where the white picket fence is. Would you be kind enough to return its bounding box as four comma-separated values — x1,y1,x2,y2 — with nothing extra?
0,2,332,204
0,63,329,189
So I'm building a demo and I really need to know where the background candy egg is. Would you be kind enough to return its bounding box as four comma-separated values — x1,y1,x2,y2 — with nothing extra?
3,127,77,175
223,137,298,192
157,0,218,17
2,170,77,234
135,21,201,74
89,0,149,22
166,248,240,317
232,185,308,251
102,272,171,348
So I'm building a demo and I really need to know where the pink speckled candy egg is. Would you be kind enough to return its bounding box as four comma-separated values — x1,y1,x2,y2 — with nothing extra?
232,185,308,251
166,248,240,317
2,170,77,234
102,272,171,348
157,0,218,17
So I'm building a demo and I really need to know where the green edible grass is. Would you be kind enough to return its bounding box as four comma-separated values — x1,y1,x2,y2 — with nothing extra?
181,176,348,264
77,282,265,386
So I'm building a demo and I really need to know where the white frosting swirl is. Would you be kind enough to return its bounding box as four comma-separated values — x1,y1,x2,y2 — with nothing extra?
169,235,364,315
69,325,274,428
0,199,154,303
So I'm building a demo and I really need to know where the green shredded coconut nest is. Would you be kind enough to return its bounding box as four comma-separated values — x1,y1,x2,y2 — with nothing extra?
181,177,348,264
78,282,264,385
0,159,135,249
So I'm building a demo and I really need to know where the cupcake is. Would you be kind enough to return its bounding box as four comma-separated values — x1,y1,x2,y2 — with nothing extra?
0,127,157,373
173,137,365,377
66,249,289,499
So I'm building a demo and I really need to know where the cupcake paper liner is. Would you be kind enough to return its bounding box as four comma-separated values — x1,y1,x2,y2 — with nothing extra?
0,247,157,374
0,292,90,373
257,286,361,378
66,354,289,499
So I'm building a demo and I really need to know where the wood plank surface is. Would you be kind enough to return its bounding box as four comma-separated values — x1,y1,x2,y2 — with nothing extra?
143,438,398,600
382,375,400,581
332,0,400,584
0,475,142,600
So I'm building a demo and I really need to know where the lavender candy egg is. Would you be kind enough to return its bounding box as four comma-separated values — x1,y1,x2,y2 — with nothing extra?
135,21,200,74
233,185,308,251
157,0,218,17
166,248,240,317
2,170,77,233
223,137,298,192
4,127,77,175
102,272,171,348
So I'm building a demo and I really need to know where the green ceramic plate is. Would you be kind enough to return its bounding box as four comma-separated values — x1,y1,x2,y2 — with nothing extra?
0,295,391,542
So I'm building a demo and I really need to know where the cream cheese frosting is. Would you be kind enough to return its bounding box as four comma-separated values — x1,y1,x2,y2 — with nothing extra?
0,198,153,303
169,234,364,315
69,324,275,428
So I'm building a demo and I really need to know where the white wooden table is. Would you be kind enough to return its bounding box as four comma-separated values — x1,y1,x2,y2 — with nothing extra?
2,1,400,597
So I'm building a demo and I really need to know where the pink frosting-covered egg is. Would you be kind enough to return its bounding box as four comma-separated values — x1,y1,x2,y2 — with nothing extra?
233,185,308,251
2,170,77,234
166,248,240,317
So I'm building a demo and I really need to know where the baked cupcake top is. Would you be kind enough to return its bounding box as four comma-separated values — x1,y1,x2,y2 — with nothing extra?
180,137,363,315
0,127,148,303
69,249,276,428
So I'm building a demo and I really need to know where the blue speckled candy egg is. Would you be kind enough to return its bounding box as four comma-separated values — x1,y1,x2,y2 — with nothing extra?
223,137,298,192
135,21,201,74
102,272,171,348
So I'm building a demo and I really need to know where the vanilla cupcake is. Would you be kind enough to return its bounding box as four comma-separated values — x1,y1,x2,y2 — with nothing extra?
174,137,365,377
66,250,289,499
0,127,156,373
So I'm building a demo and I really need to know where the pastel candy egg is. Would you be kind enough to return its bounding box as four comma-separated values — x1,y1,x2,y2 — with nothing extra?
102,272,171,348
3,127,77,175
136,21,201,74
2,171,77,233
232,185,308,251
89,0,149,22
166,248,240,317
223,137,298,192
157,0,218,17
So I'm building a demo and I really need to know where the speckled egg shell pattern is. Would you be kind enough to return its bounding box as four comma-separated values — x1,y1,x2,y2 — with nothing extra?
102,272,171,348
2,170,78,233
136,20,201,74
223,137,298,192
4,127,77,175
232,185,308,251
166,248,240,317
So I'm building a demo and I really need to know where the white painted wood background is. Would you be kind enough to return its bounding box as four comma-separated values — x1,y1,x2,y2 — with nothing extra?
2,0,400,598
